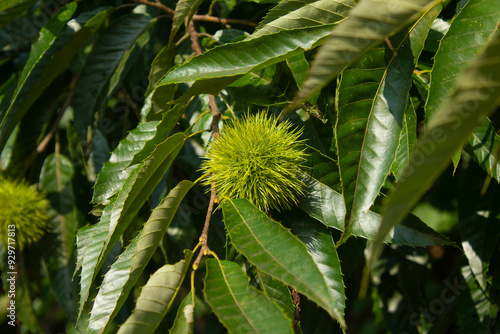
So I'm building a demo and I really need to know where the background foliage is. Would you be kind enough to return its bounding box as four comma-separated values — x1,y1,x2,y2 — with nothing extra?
0,0,500,333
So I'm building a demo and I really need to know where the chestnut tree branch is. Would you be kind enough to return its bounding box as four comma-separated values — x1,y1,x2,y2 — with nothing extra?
187,19,221,270
135,0,257,26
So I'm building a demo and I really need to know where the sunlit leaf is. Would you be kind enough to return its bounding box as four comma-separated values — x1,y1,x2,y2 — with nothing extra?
287,211,345,323
286,0,441,112
76,133,187,318
87,181,193,334
204,258,294,333
300,175,453,246
117,251,194,334
222,198,346,327
250,0,355,38
457,265,499,334
92,105,184,205
158,24,338,103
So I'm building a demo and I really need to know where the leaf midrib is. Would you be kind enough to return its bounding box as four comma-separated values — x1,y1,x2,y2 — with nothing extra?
228,200,332,313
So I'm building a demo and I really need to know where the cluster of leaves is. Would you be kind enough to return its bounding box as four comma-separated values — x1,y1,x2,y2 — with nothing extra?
0,0,500,333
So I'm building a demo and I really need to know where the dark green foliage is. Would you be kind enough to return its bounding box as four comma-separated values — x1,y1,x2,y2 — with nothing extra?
0,0,499,333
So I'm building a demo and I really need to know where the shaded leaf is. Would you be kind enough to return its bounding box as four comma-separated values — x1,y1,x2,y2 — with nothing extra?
204,258,294,333
87,181,193,334
458,165,500,291
286,0,441,112
117,251,194,334
0,0,38,30
300,175,454,246
465,119,500,182
222,198,346,327
0,0,23,14
256,271,295,321
425,0,500,120
73,13,153,141
373,29,500,268
169,291,195,334
0,2,77,152
39,153,78,319
391,98,417,180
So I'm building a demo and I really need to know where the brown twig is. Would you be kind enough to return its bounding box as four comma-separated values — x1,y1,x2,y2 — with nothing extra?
135,0,174,15
193,184,217,269
187,20,203,55
292,288,301,329
188,19,221,270
192,14,257,27
135,0,257,27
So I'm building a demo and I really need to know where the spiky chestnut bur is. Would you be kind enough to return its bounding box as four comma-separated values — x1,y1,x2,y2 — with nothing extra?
0,177,50,250
201,113,307,212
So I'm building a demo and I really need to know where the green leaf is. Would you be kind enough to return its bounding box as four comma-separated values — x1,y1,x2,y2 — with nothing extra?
391,98,417,181
286,53,310,89
255,271,295,321
73,13,153,141
169,291,194,334
39,153,76,261
286,0,441,112
458,167,500,291
204,258,294,333
0,0,37,29
158,24,338,100
334,5,439,242
300,175,454,246
39,153,78,319
250,0,355,38
299,175,346,229
92,105,184,205
287,211,345,324
221,198,346,327
170,0,203,43
0,0,23,13
0,2,77,152
117,251,194,334
76,133,187,319
457,265,499,334
87,181,193,334
373,29,500,267
425,0,500,120
465,119,500,182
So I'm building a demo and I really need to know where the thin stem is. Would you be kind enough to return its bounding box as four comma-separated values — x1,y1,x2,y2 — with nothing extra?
135,0,174,14
193,184,217,270
187,19,221,271
135,0,257,26
193,14,257,27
